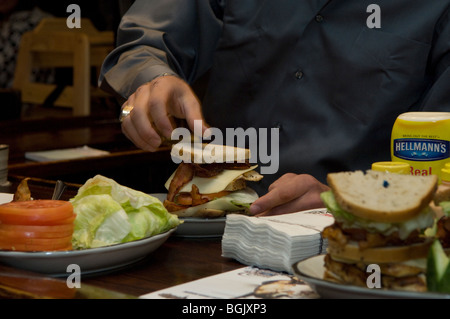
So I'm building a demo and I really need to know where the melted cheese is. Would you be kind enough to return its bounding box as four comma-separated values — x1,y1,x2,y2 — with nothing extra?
165,166,258,194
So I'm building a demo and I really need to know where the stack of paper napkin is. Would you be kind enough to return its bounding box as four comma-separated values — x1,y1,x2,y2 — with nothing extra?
222,209,334,274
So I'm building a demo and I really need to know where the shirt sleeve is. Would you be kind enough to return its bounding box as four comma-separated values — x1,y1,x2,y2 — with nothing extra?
99,0,223,100
419,6,450,111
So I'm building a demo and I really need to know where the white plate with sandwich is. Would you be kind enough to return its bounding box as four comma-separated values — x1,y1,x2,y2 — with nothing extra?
293,170,450,298
293,255,450,299
160,143,263,238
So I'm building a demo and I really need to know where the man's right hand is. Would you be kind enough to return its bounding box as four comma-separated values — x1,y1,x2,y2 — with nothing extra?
120,75,209,151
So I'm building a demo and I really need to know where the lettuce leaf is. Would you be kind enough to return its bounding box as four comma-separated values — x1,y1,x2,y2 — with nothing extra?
70,175,181,249
176,187,259,217
440,201,450,217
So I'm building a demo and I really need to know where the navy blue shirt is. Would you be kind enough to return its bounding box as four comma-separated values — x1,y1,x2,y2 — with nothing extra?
100,0,450,194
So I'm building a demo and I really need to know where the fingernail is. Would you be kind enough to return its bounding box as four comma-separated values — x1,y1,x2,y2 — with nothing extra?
249,204,261,215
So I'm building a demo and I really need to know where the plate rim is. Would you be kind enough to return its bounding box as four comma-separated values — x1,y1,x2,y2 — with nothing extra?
0,228,176,257
293,255,450,299
0,228,176,276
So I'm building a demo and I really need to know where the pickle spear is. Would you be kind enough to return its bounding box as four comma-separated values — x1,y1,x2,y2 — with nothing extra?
427,240,450,293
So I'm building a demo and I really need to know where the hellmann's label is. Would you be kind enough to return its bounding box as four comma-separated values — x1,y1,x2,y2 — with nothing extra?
393,139,449,161
391,112,450,182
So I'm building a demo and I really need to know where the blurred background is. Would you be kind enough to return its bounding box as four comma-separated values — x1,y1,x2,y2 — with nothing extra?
0,0,135,120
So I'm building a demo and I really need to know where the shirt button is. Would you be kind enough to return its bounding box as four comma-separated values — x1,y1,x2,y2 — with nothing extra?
294,69,304,80
315,14,324,23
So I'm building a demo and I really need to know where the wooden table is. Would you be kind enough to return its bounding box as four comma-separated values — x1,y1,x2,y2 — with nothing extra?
0,177,244,299
0,116,245,299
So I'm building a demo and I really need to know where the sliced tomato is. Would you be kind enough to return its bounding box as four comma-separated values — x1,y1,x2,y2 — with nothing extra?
0,236,73,252
0,223,74,233
0,200,73,225
0,242,72,252
0,227,74,239
0,235,72,245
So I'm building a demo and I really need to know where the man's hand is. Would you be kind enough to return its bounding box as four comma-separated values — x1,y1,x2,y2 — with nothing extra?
120,75,209,151
250,173,330,216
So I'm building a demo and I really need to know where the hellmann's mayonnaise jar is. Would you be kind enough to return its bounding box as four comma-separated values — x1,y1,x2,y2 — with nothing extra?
391,112,450,183
371,161,411,174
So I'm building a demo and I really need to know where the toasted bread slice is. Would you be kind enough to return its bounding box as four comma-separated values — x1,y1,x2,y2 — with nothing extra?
327,170,438,223
327,239,432,264
171,142,251,164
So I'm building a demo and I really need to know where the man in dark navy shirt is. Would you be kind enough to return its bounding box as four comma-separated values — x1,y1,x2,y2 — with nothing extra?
100,0,450,216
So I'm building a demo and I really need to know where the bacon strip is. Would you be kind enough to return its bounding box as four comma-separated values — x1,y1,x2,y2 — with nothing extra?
167,163,195,202
163,200,189,213
165,160,252,210
167,161,251,201
190,185,209,206
164,186,232,212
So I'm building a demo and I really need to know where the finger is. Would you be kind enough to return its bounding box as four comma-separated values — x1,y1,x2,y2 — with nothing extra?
148,101,174,140
250,174,306,214
250,185,301,216
121,96,151,149
182,94,210,137
129,89,163,150
257,200,300,216
267,173,296,192
167,83,209,137
144,82,178,139
121,116,159,151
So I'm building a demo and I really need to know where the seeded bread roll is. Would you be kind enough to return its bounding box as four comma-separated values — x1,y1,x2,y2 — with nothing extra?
327,170,438,223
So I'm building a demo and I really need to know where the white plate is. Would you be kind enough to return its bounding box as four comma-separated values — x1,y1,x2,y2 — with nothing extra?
173,217,226,238
151,193,226,238
292,255,450,299
0,193,174,276
0,193,13,203
0,229,175,277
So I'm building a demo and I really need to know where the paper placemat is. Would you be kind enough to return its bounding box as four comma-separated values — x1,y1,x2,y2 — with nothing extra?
140,266,319,299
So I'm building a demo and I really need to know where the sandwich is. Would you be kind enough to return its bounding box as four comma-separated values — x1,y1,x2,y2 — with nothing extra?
320,170,438,292
163,143,263,218
432,177,450,250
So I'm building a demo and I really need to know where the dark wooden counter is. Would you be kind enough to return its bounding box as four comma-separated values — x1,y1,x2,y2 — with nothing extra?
1,116,177,194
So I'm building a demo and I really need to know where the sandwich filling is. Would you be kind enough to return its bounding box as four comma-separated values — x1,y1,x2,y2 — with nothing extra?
163,161,262,215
